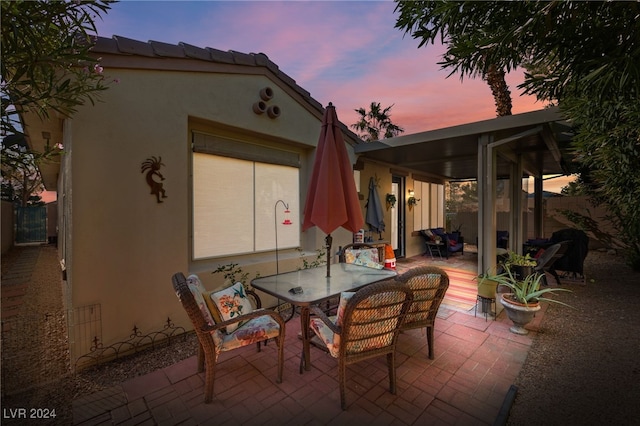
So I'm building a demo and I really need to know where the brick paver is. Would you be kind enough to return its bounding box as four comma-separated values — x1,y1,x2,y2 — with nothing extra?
1,246,543,424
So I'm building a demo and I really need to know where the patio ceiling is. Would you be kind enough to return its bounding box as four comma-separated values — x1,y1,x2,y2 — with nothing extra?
354,107,576,181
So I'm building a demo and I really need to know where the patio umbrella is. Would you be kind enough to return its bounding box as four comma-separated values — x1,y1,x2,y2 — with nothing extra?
365,176,385,240
303,102,364,276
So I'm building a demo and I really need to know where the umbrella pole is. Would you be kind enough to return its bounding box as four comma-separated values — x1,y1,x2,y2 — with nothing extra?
325,234,332,277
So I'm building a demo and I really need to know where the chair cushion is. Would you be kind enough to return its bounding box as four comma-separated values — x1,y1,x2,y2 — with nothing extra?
186,275,225,348
186,275,216,327
344,248,383,269
209,282,254,334
310,291,354,357
219,314,281,352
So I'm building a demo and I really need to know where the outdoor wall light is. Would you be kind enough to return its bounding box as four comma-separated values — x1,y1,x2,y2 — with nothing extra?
407,190,420,210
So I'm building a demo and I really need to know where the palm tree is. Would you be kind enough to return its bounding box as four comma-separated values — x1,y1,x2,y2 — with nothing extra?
396,2,513,116
351,102,404,142
485,65,512,116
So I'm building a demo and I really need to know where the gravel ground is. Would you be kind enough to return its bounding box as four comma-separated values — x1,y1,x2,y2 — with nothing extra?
2,245,639,425
507,249,640,425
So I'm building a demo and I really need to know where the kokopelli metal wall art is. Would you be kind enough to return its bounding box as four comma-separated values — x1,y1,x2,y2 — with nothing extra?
141,156,168,203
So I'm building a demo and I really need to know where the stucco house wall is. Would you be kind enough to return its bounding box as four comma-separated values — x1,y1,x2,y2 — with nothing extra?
23,35,455,366
59,43,362,364
355,160,444,259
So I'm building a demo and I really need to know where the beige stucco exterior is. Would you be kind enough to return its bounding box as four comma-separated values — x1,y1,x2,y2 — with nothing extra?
58,63,439,364
20,53,577,370
59,65,365,362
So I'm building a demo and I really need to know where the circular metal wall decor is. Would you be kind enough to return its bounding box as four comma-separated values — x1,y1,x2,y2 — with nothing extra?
253,87,280,119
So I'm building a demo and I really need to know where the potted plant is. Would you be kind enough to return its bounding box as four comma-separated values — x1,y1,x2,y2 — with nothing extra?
407,196,419,210
385,193,396,209
503,251,537,280
479,264,572,335
475,274,500,317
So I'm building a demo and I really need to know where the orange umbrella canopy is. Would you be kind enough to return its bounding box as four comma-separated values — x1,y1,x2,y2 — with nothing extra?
303,103,364,235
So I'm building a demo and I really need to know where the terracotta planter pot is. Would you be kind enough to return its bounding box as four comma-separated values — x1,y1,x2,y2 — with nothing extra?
500,294,540,335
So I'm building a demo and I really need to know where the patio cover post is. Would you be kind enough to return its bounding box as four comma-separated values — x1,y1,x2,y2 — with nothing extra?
509,157,524,255
533,176,544,238
478,134,497,276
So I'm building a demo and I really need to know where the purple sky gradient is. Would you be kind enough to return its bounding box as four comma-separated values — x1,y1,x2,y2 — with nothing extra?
94,1,545,135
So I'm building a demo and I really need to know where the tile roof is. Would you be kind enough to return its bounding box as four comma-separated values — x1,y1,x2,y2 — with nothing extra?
91,35,342,131
92,35,362,142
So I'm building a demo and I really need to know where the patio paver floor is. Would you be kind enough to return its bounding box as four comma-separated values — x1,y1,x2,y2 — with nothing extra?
71,252,540,425
2,245,542,425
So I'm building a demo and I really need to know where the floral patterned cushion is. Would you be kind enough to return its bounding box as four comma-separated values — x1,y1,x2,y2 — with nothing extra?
310,292,354,357
209,282,254,334
344,248,383,269
186,274,224,348
219,314,281,353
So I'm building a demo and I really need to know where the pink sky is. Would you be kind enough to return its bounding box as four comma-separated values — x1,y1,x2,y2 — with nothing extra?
94,1,545,135
87,1,569,193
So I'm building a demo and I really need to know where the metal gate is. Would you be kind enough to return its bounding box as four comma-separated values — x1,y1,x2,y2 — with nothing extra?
15,205,47,243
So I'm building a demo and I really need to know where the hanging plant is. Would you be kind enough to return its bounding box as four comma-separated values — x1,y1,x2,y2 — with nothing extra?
407,196,420,210
385,193,397,209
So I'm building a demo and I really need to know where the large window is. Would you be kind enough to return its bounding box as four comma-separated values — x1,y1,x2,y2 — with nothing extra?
192,132,300,259
412,180,444,231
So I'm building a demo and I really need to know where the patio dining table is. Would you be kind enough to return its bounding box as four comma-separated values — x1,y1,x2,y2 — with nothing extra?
251,263,397,372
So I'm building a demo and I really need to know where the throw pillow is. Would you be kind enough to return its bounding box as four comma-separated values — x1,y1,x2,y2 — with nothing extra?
209,282,254,334
203,291,224,324
344,248,383,269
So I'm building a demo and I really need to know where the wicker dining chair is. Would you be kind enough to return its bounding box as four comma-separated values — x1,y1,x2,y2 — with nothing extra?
171,272,285,403
395,266,449,360
308,280,413,409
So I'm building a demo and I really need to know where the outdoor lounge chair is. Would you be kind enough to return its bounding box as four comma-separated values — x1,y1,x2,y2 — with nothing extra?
171,272,285,403
534,241,570,285
307,280,412,409
420,228,464,258
395,266,450,359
